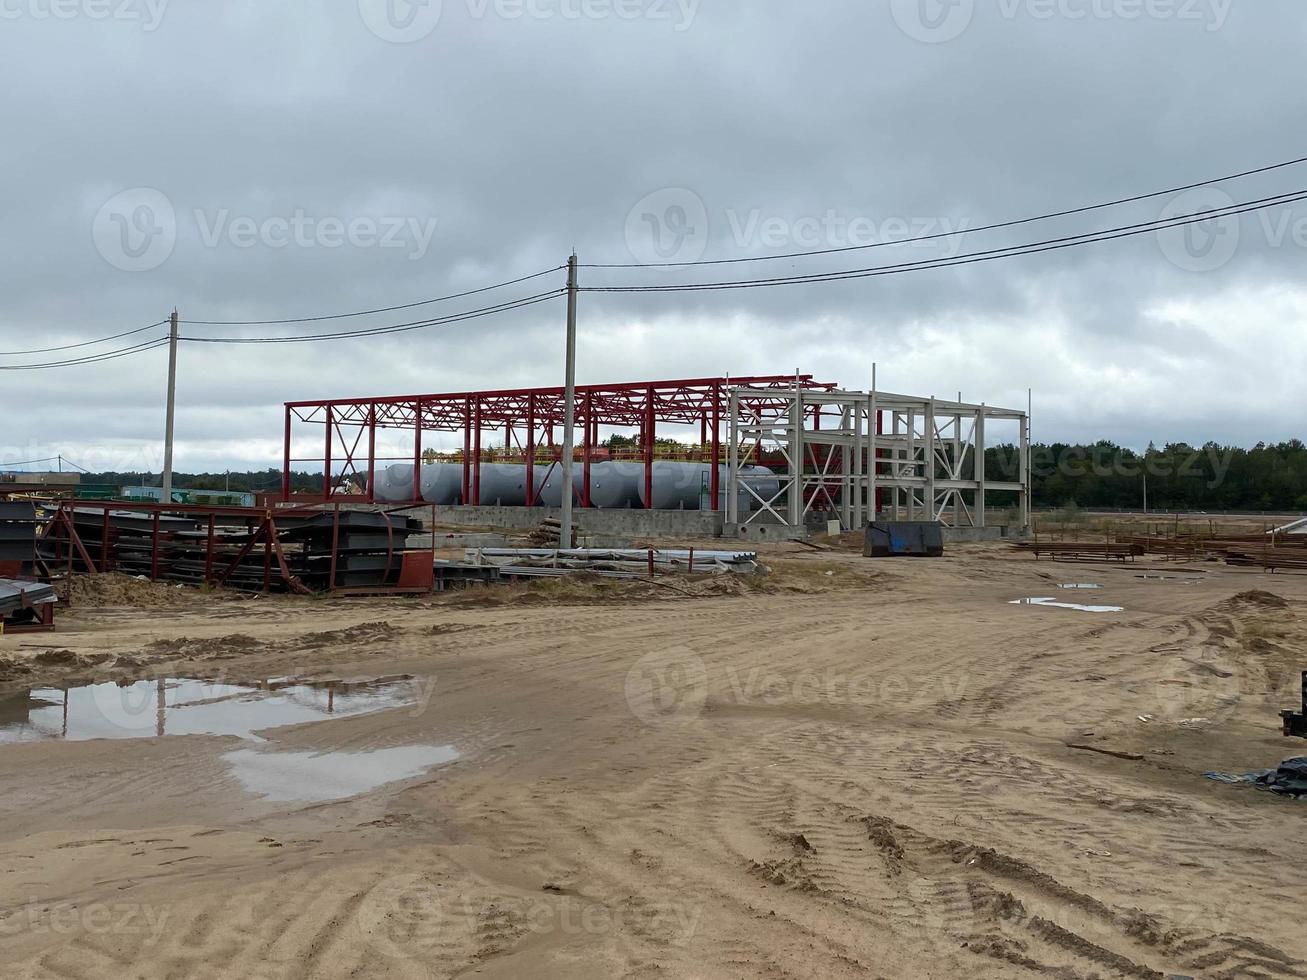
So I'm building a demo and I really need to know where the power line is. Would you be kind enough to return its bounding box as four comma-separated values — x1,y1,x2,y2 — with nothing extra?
0,337,171,371
0,320,167,356
585,152,1307,269
181,290,565,345
582,188,1307,294
0,455,91,473
181,267,567,326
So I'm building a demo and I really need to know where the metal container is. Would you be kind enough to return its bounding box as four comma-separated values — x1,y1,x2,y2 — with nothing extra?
588,461,644,509
535,462,581,508
419,463,464,506
474,463,533,507
633,463,781,511
373,464,416,503
739,466,780,511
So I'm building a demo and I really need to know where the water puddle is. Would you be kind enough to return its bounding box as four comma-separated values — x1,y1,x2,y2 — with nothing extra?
1057,584,1102,590
1011,598,1124,613
1136,574,1203,585
224,744,459,803
0,676,420,744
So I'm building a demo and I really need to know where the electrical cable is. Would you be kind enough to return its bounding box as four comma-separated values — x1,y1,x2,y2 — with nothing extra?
0,337,171,370
182,267,566,326
182,290,565,344
582,188,1307,293
584,152,1307,268
0,320,167,356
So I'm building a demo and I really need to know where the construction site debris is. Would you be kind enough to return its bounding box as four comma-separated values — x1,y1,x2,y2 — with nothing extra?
1207,758,1307,799
464,547,759,576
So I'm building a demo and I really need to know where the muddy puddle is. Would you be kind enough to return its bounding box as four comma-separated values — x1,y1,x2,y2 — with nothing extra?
224,744,459,803
1057,584,1102,590
1011,598,1124,613
0,676,422,744
1136,574,1203,584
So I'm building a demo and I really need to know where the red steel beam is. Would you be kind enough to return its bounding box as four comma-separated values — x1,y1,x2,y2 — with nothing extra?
283,375,837,503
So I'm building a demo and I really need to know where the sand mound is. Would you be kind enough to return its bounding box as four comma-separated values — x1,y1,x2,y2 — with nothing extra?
1221,590,1289,610
70,573,196,608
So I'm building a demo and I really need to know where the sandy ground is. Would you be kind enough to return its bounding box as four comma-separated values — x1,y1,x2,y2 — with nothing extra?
1,544,1305,979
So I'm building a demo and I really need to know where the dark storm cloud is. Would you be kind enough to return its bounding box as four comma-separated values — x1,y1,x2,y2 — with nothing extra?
0,0,1304,471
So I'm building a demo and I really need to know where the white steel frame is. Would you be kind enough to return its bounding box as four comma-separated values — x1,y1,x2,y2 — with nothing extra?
726,383,1030,531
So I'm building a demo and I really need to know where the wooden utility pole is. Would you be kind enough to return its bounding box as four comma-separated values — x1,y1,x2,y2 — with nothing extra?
560,255,578,548
161,309,179,503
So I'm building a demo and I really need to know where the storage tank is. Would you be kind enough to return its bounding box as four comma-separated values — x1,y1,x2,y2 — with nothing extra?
635,463,781,511
535,463,582,507
739,465,781,510
372,464,416,503
419,463,464,505
636,462,716,510
588,461,643,509
473,463,533,507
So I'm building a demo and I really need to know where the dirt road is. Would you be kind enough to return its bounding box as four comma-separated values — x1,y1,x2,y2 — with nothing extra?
0,546,1304,978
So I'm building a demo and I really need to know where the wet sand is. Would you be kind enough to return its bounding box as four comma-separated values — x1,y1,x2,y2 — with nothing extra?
0,544,1304,978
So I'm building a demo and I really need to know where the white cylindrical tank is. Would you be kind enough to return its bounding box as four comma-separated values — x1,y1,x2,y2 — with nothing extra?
474,463,532,507
633,463,781,511
738,465,781,511
419,463,464,505
588,461,644,509
373,463,416,503
535,462,582,507
636,462,714,511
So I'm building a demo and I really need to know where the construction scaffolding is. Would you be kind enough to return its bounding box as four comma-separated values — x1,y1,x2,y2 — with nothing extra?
726,384,1030,531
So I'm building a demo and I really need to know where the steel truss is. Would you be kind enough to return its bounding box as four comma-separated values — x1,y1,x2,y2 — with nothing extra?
283,375,835,507
726,386,1030,530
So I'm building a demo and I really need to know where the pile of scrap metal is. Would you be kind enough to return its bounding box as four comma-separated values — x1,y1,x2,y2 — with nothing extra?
41,503,423,594
0,579,56,634
1116,533,1307,570
0,501,40,578
464,547,759,580
1012,540,1145,562
0,502,55,633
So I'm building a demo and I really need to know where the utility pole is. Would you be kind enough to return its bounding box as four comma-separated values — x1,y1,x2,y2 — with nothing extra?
559,255,578,549
161,309,179,504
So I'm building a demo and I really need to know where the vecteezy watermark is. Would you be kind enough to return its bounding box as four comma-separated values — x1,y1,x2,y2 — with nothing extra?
1158,186,1307,273
356,871,701,959
92,188,440,272
624,188,710,265
93,188,177,274
0,900,171,944
1011,443,1237,490
623,645,973,727
359,0,698,43
357,0,443,43
0,0,169,30
890,0,1232,43
623,188,968,265
624,646,709,727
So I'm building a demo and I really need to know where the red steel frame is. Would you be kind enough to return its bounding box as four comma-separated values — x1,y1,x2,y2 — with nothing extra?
283,375,836,508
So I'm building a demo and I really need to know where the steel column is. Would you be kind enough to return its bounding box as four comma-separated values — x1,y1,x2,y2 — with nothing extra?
323,405,333,501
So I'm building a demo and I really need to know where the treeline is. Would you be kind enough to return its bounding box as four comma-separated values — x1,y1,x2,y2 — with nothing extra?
79,469,324,495
984,440,1307,512
79,439,1307,512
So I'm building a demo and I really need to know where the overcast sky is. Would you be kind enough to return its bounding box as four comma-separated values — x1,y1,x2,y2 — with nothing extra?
1,0,1304,474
